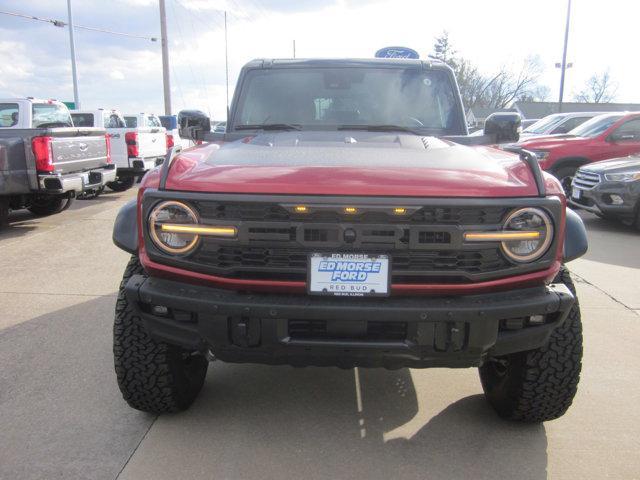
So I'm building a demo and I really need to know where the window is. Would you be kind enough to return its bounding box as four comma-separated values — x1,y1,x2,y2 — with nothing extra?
552,116,590,134
0,103,19,127
146,116,161,127
234,67,461,134
105,113,126,128
124,116,138,128
523,114,564,134
71,113,94,127
570,114,624,138
612,118,640,140
32,103,73,128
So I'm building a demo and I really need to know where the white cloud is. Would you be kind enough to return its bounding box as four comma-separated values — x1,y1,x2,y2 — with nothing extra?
109,70,125,80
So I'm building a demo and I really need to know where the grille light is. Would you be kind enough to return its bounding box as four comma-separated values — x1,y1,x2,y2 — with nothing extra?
294,205,308,213
393,207,407,215
344,207,357,214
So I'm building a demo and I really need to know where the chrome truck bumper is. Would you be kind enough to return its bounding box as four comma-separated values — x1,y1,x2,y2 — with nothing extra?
38,165,117,194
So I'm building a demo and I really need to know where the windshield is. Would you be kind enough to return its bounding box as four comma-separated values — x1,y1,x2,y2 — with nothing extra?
523,114,564,134
234,67,462,134
32,103,73,128
569,114,623,138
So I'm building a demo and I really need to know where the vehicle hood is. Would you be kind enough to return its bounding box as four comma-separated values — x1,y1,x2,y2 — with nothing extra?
164,131,540,197
518,134,587,150
581,155,640,173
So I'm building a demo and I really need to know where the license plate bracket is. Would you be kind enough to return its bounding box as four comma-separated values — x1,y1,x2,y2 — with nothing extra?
307,253,390,297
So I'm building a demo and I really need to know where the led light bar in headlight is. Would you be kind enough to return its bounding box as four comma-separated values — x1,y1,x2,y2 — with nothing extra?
160,224,237,237
465,207,553,263
148,200,237,255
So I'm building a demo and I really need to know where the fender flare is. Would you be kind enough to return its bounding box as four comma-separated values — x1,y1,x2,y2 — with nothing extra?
563,208,588,263
113,200,138,254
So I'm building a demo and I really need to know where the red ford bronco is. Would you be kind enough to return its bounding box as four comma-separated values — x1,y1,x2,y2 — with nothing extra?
112,58,588,422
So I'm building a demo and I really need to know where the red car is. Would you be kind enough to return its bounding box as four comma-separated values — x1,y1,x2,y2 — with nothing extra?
519,112,640,193
112,58,588,422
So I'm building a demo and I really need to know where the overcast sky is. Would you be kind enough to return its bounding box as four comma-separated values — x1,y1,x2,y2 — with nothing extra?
1,0,637,120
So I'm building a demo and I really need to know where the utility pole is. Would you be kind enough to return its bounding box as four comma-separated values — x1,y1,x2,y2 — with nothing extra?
558,0,572,113
293,39,296,58
159,0,172,115
66,0,80,108
224,11,229,116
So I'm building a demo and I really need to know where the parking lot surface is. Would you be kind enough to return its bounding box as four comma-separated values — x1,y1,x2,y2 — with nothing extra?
1,190,639,480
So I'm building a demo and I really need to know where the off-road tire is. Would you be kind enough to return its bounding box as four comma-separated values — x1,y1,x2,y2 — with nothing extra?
107,176,136,192
114,256,208,413
28,196,67,216
479,267,582,422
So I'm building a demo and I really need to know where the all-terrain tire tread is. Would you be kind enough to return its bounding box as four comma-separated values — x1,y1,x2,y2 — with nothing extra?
113,256,207,413
480,267,583,422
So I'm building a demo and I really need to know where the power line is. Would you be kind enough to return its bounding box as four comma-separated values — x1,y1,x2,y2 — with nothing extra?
0,9,158,41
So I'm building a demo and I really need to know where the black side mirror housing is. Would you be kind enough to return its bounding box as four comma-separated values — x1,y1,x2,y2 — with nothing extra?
178,110,211,141
484,112,522,144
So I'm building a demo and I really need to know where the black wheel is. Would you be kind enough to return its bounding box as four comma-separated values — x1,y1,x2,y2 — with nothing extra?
479,267,582,422
551,166,577,197
107,176,136,192
114,256,208,413
28,196,68,216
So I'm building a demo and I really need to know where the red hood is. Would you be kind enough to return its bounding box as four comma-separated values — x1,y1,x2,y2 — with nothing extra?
518,135,591,150
160,132,544,197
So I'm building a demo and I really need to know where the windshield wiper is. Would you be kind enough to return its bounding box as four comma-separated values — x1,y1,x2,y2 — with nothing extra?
236,123,302,131
337,124,423,135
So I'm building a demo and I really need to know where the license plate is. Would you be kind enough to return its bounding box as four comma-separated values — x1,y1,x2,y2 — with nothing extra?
572,187,581,199
308,253,390,297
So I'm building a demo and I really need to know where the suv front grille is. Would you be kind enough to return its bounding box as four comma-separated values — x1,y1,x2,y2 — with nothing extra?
143,195,561,287
573,169,601,189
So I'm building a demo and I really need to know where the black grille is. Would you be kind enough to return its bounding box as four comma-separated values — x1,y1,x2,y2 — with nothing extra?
192,201,507,225
190,243,509,282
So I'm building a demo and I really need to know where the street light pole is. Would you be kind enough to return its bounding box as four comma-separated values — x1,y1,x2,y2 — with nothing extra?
558,0,572,113
66,0,80,108
159,0,172,115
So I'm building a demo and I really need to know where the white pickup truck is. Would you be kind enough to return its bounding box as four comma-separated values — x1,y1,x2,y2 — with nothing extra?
71,109,167,191
1,98,115,224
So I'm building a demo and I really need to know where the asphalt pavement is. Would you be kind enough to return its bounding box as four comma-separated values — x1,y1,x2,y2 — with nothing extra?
0,190,638,480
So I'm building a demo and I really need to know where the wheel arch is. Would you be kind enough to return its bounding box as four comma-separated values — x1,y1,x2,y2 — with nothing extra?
550,157,592,173
563,208,588,262
113,199,138,254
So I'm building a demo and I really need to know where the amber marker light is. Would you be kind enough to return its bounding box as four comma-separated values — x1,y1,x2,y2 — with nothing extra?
160,224,237,238
393,207,407,215
344,207,358,214
464,231,541,242
294,205,308,213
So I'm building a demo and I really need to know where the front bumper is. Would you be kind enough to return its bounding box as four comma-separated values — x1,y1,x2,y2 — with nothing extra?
38,165,117,194
125,274,575,369
569,182,639,219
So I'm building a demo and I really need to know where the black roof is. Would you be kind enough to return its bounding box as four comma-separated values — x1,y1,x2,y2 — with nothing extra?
244,57,451,71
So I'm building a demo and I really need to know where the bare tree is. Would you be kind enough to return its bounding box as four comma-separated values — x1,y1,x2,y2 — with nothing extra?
574,70,618,103
432,33,546,109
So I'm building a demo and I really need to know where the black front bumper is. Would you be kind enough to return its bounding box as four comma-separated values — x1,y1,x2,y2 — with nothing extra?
569,182,639,220
125,275,575,369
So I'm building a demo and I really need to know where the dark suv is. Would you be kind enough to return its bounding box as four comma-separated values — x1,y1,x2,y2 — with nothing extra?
112,58,587,422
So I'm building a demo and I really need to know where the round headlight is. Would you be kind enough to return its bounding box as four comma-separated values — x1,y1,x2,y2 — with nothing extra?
501,208,553,262
149,201,199,254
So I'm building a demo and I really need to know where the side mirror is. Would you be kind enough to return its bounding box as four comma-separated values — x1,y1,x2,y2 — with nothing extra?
484,112,522,144
177,110,211,141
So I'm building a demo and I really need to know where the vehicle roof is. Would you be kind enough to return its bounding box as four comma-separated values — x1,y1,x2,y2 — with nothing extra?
0,97,64,104
243,57,450,71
